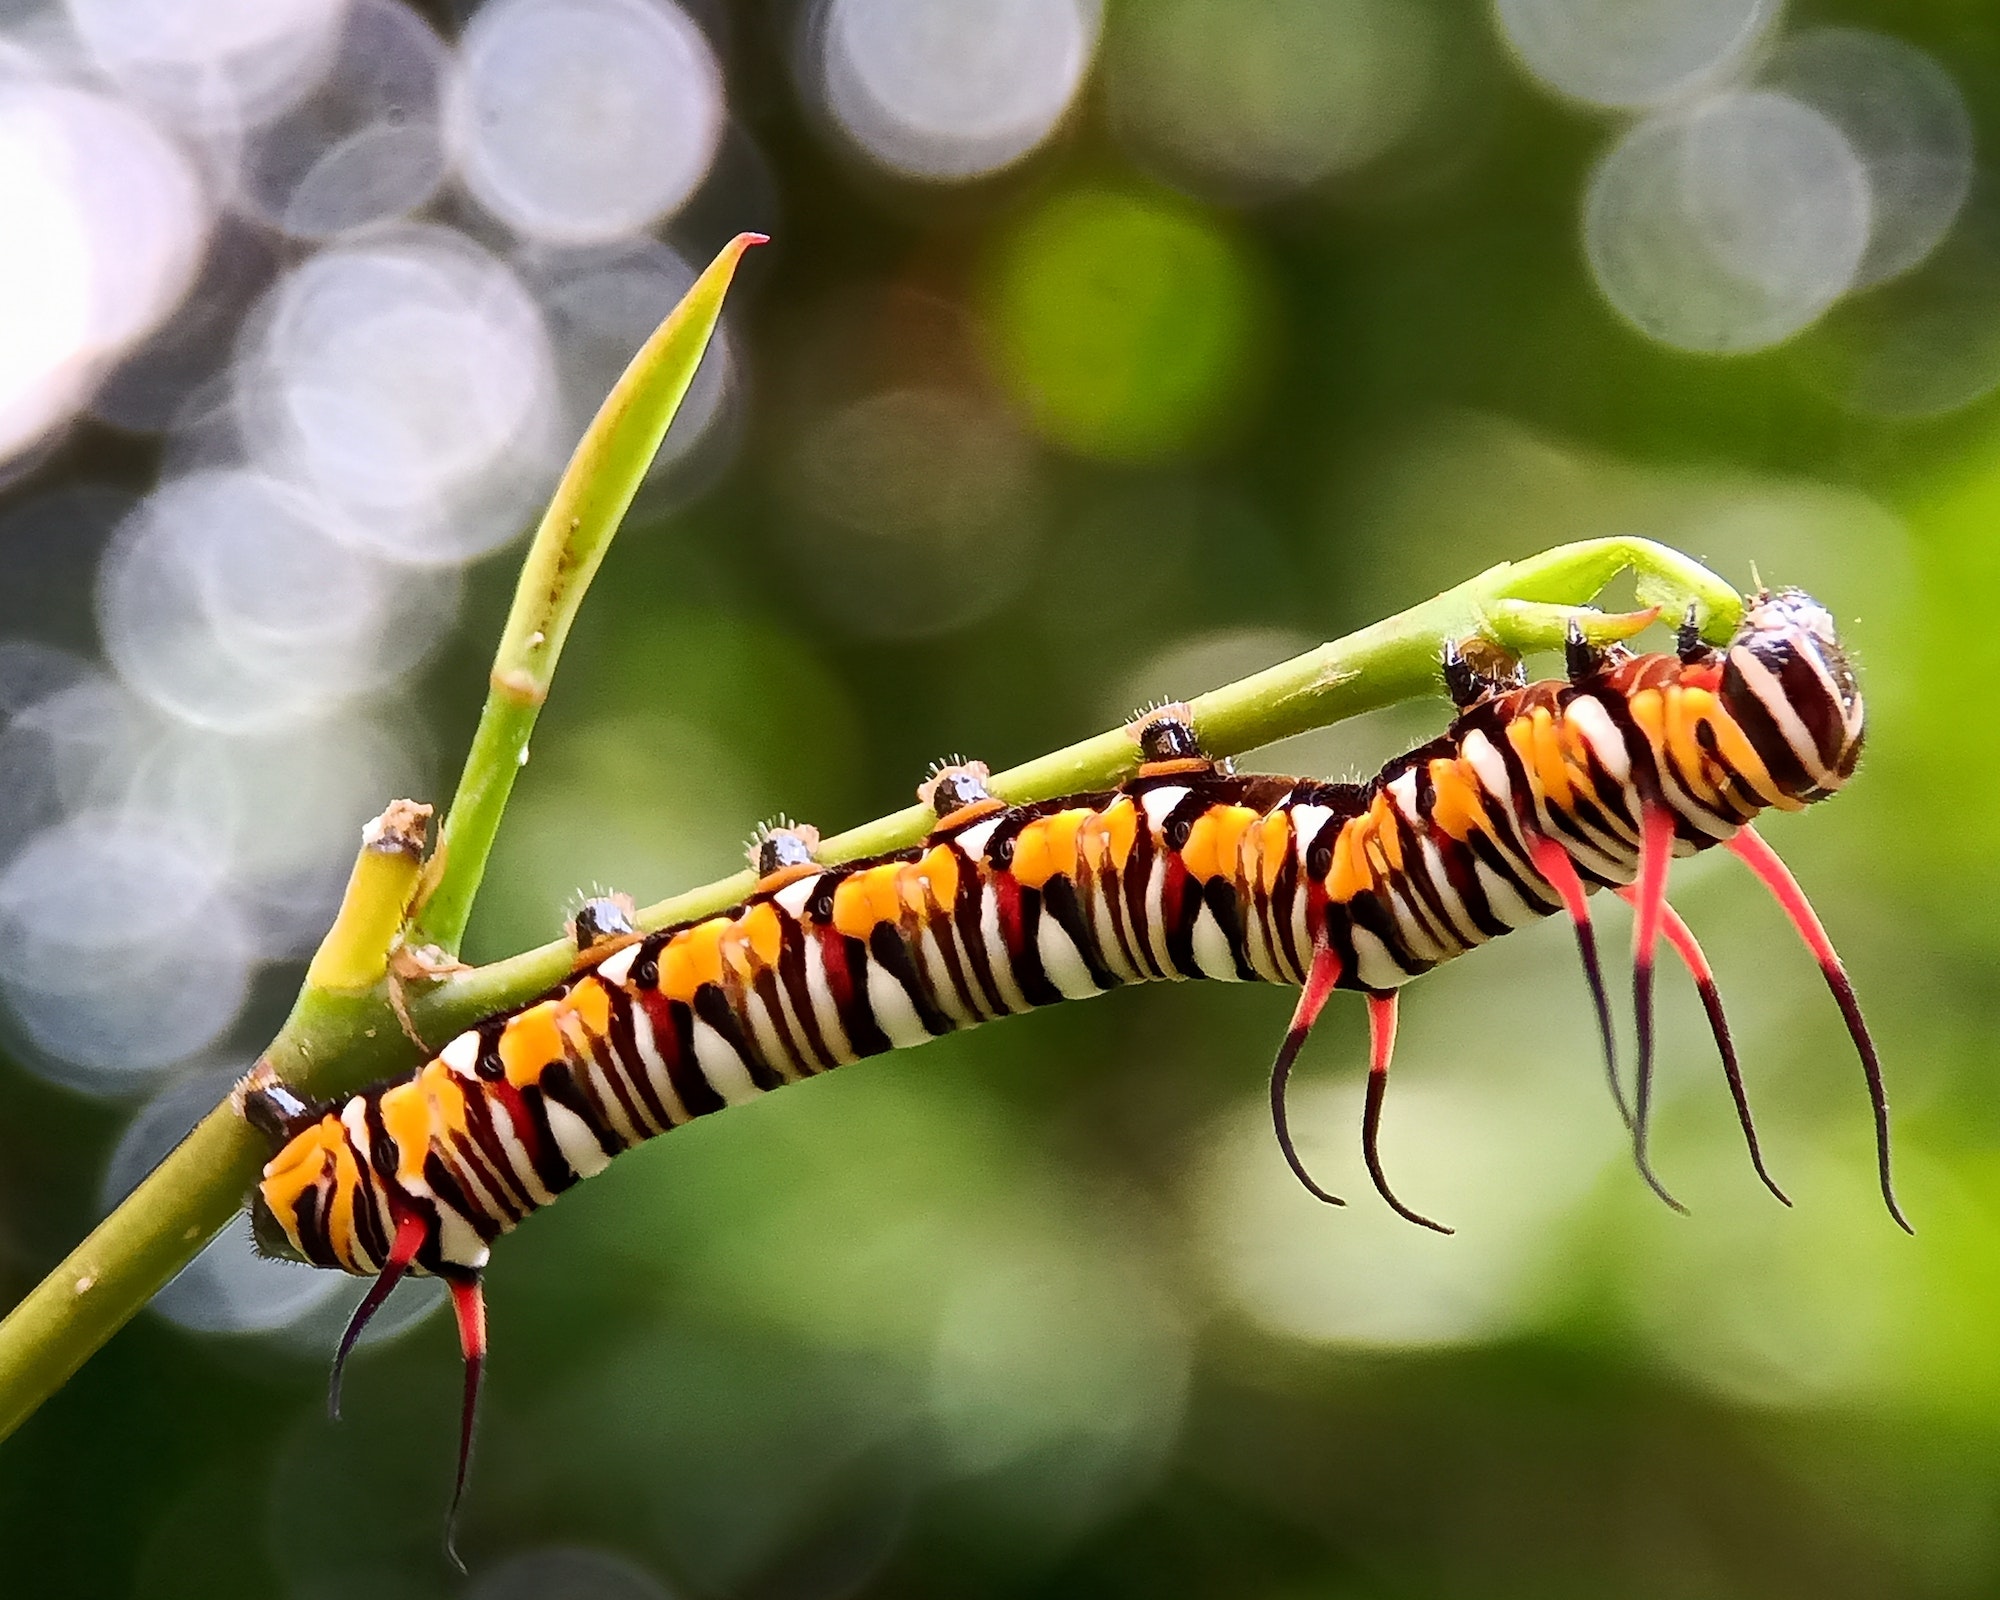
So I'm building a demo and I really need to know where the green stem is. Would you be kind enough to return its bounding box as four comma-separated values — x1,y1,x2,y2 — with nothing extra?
405,232,767,956
0,536,1738,1445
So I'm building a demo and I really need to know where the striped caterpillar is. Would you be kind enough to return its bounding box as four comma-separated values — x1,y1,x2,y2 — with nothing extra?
242,586,1891,1557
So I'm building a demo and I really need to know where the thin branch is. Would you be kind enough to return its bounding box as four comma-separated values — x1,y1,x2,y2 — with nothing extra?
0,530,1737,1447
404,231,767,957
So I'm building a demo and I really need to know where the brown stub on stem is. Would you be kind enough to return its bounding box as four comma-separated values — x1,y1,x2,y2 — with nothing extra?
363,798,433,859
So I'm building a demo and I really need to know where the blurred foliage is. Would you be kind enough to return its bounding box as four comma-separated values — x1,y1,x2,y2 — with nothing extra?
6,1,2000,1598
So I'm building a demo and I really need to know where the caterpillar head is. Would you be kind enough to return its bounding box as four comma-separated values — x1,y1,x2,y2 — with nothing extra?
1719,588,1864,798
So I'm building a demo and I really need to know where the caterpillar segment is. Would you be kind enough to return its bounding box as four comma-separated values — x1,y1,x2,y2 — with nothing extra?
244,585,1893,1554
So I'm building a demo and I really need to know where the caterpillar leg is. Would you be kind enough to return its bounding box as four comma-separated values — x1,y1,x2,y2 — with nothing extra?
1267,940,1346,1206
444,1274,487,1573
1361,991,1450,1234
1626,806,1688,1215
1614,885,1789,1205
327,1208,429,1420
1526,836,1629,1130
1726,826,1910,1233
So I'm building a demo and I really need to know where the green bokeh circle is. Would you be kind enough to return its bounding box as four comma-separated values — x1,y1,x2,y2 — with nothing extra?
982,186,1268,463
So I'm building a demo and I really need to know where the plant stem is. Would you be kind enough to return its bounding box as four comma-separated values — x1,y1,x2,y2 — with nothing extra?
404,232,767,957
0,535,1737,1446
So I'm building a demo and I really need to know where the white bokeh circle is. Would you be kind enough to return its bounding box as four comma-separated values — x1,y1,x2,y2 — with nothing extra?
819,0,1098,180
236,0,450,240
1585,91,1871,354
1493,0,1779,110
66,0,351,134
1766,27,1974,289
97,469,459,731
235,226,557,562
451,0,724,242
0,814,253,1087
0,79,209,461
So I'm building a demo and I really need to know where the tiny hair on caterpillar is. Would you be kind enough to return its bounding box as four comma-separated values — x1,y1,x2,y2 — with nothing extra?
243,585,1892,1564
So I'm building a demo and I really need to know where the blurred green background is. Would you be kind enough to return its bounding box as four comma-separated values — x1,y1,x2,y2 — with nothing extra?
5,0,2000,1596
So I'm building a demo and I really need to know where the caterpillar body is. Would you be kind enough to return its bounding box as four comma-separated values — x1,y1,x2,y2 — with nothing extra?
243,587,1892,1558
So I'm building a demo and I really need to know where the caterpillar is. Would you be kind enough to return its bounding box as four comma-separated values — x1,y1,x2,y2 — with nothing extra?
241,586,1891,1560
